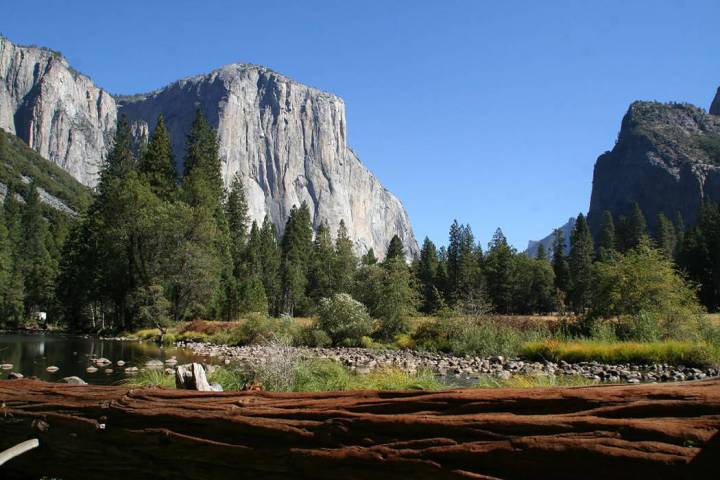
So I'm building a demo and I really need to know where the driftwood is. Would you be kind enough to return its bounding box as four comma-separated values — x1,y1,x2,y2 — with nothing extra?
0,439,39,467
0,379,719,479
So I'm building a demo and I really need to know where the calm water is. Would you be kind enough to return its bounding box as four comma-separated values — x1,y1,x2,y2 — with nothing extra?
0,332,209,385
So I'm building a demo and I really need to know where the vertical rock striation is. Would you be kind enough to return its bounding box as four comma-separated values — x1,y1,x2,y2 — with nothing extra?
0,37,117,185
117,64,418,256
0,37,417,257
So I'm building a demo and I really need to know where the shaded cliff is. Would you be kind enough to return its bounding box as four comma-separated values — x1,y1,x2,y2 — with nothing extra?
587,101,720,235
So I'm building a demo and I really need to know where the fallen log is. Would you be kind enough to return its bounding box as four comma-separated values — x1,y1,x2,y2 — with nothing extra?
0,379,718,479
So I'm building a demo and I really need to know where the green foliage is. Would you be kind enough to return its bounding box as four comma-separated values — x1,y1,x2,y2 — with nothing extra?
375,257,416,340
678,201,720,311
522,339,717,367
317,293,372,346
280,203,313,315
384,234,405,261
568,214,594,313
654,212,677,258
590,245,704,340
597,210,616,261
484,228,515,313
475,374,596,388
137,114,177,200
551,228,570,295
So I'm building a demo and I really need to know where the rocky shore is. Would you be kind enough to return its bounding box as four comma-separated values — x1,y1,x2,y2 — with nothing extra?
180,341,719,384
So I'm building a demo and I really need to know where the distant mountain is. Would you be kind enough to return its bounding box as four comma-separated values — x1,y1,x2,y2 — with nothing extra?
0,128,90,215
0,36,417,257
587,98,720,236
525,217,575,258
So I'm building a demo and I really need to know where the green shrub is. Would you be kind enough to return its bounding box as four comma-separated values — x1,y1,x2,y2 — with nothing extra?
317,293,372,346
177,331,210,342
295,325,332,347
475,374,596,388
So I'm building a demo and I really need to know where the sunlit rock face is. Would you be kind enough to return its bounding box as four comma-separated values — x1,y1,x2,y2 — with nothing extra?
0,37,418,257
0,37,117,185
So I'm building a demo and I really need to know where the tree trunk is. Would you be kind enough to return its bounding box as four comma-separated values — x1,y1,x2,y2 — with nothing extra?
0,379,718,479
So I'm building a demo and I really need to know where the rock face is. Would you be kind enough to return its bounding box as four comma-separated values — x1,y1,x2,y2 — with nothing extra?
711,86,720,116
525,217,575,258
587,101,720,235
118,65,417,256
0,37,117,185
0,37,417,257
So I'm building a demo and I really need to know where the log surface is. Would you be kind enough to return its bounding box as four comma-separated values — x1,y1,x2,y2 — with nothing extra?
1,379,719,479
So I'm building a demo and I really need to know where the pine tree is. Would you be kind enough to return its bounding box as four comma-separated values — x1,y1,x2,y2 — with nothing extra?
385,235,405,261
484,228,516,313
225,174,249,271
0,206,11,327
674,211,685,254
536,243,547,261
280,203,313,315
417,237,441,313
627,203,649,249
678,201,720,310
307,222,335,304
101,115,135,186
259,216,281,314
333,220,356,293
361,248,378,266
138,114,176,200
568,213,594,313
655,212,677,258
375,256,415,340
597,210,616,261
20,183,55,317
183,109,224,208
551,228,570,294
446,221,480,305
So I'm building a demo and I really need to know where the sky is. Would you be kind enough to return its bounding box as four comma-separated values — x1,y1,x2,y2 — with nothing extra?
2,0,719,250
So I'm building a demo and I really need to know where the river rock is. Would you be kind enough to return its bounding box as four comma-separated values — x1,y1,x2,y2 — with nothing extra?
60,376,87,385
104,369,114,374
145,360,164,369
86,366,98,374
124,366,139,374
7,372,23,379
0,363,13,370
46,366,59,373
116,360,126,367
95,358,112,366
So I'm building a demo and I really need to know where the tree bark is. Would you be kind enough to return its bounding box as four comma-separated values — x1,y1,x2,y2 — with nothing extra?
0,379,718,479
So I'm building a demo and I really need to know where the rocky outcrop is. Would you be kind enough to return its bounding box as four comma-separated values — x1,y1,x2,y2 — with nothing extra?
587,101,720,235
0,37,417,257
525,217,575,258
0,37,117,185
118,65,417,255
711,86,720,116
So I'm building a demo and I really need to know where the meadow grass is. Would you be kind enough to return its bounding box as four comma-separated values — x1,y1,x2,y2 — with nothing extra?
521,339,719,367
475,374,597,388
119,367,175,388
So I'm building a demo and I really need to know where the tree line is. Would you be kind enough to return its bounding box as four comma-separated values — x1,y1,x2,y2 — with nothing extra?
2,114,720,333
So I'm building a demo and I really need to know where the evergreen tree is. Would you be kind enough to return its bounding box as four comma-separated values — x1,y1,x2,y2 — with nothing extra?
654,212,677,259
0,206,11,327
280,203,313,315
551,228,570,294
361,248,378,266
333,220,356,293
535,243,547,261
138,114,176,200
385,234,405,261
183,109,224,208
568,213,594,313
307,222,335,304
225,174,249,271
678,201,720,310
627,203,649,249
597,210,616,261
20,183,55,317
513,254,555,313
446,221,480,305
674,211,686,252
259,216,281,314
417,237,441,313
484,228,516,313
101,115,135,186
375,256,415,340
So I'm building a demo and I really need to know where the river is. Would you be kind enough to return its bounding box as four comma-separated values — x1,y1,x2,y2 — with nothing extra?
0,332,209,385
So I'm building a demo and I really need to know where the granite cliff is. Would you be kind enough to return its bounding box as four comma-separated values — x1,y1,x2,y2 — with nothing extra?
587,99,720,236
0,37,417,257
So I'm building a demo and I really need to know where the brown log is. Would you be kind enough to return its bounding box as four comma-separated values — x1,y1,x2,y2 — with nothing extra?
0,379,719,479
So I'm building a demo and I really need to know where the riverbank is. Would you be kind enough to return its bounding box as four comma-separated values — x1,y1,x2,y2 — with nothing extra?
180,340,719,384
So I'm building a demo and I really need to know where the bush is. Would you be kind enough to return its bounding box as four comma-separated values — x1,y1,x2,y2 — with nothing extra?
177,331,210,342
296,325,332,347
317,293,372,346
413,317,549,358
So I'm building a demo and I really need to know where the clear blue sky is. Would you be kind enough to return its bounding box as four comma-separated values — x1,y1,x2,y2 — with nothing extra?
3,0,718,250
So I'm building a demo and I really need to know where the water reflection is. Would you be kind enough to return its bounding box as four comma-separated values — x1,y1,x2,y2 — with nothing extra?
0,333,208,385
